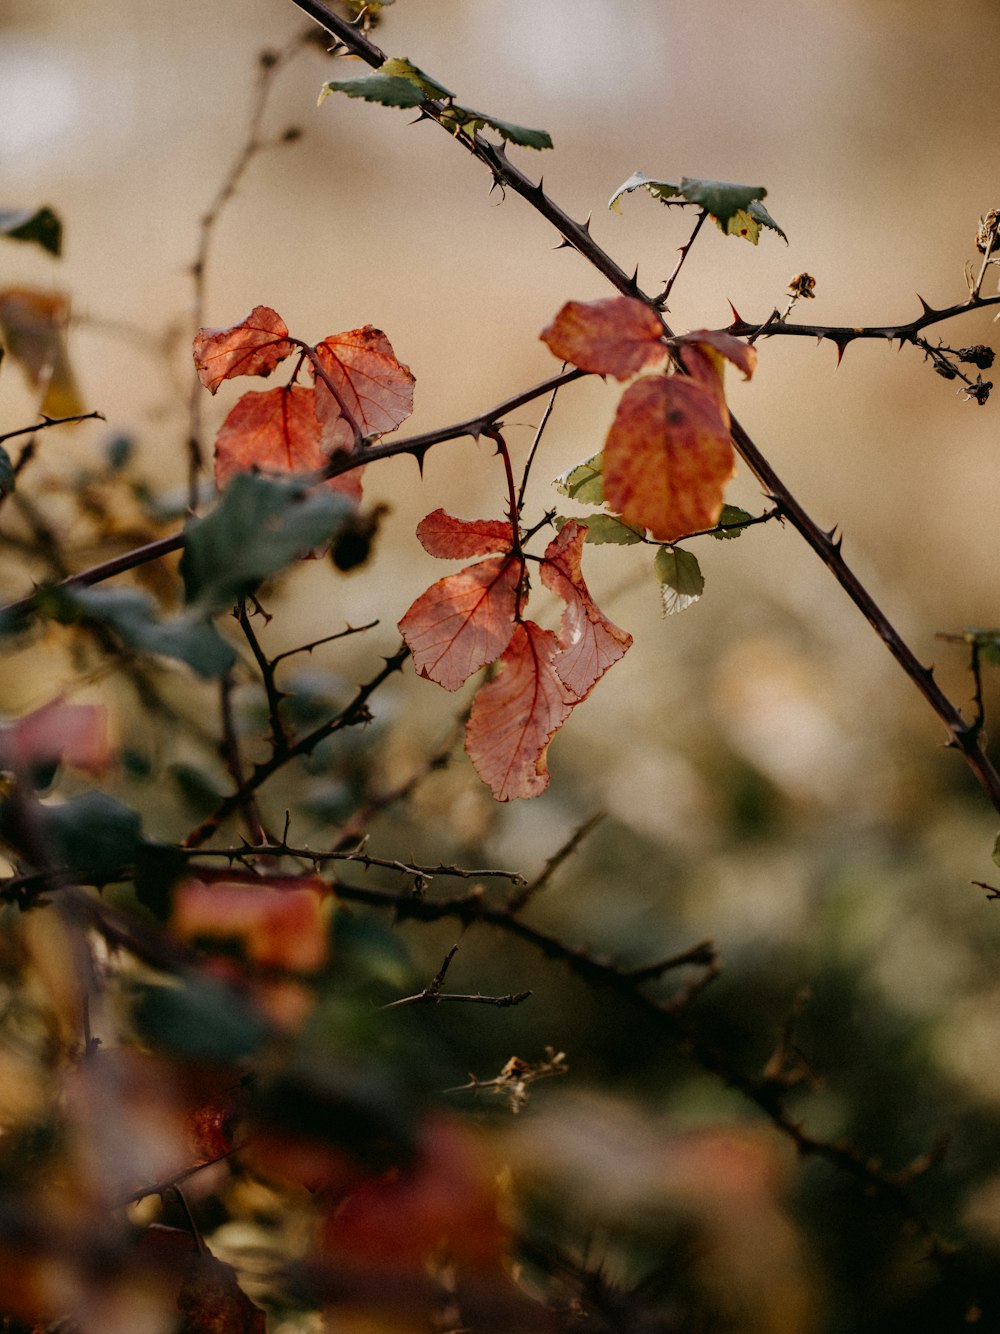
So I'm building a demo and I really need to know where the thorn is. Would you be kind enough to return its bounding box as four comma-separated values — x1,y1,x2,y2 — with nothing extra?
827,333,853,365
916,294,942,318
554,237,574,250
579,213,592,234
413,445,429,477
728,300,743,324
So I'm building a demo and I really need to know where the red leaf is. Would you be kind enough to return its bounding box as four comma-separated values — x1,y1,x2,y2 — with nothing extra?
322,1117,507,1274
172,873,329,973
398,556,520,691
540,296,665,380
603,374,736,542
678,328,757,382
465,620,576,801
415,508,512,559
0,700,111,774
541,522,632,700
193,305,294,394
213,385,362,504
313,326,415,451
177,1252,267,1334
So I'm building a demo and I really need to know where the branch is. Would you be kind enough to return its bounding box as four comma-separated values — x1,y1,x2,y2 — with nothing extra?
381,943,531,1010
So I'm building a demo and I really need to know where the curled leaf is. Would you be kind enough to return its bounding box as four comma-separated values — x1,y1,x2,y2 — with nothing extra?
654,546,704,615
465,620,576,801
312,326,414,452
193,305,293,393
541,522,632,701
540,296,665,380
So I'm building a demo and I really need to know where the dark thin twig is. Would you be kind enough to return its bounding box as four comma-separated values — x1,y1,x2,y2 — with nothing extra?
270,620,378,668
0,410,106,450
516,369,566,512
180,840,525,886
381,943,531,1010
507,810,604,913
656,207,708,308
235,601,290,755
218,669,267,843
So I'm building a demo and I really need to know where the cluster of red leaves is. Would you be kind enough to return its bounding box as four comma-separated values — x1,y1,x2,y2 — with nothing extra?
193,305,414,502
541,295,756,541
398,514,631,800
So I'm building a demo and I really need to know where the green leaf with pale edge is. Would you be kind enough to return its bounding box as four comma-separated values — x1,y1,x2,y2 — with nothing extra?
43,792,143,883
0,207,62,256
553,453,604,505
609,173,786,243
712,504,754,539
380,57,454,100
438,104,552,149
557,513,644,545
132,977,271,1062
0,446,14,498
654,546,704,616
181,473,354,614
318,74,426,109
40,584,236,678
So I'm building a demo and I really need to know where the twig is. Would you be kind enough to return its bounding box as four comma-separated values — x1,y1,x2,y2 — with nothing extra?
516,370,566,512
507,810,604,913
656,207,708,308
217,669,267,844
381,943,531,1010
0,410,106,450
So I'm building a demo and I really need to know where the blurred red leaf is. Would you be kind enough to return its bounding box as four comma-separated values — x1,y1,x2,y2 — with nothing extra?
540,296,665,380
172,873,329,973
213,385,362,504
177,1251,266,1334
312,326,415,452
678,328,757,384
465,620,576,801
193,305,294,394
603,374,736,542
415,508,512,559
322,1117,507,1274
398,555,520,691
541,522,632,701
0,286,82,416
0,700,111,775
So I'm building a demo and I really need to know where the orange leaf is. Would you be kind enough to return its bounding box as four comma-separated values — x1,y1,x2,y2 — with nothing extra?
213,385,362,504
678,328,757,383
540,295,665,380
322,1117,507,1274
398,556,520,691
0,286,82,416
541,522,632,701
0,700,111,775
193,305,294,394
603,374,736,542
172,873,329,973
313,326,415,451
465,620,576,801
415,508,512,559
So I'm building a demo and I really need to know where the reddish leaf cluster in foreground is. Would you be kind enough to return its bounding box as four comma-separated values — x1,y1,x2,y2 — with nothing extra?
193,305,414,503
398,513,631,800
541,296,756,541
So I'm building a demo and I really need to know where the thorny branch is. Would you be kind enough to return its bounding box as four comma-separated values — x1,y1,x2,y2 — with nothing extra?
381,943,531,1010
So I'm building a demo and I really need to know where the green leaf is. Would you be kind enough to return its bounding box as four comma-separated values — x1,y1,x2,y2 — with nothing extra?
132,977,271,1062
0,446,14,498
40,584,236,677
380,56,455,100
134,841,189,920
0,207,62,256
318,74,426,109
181,473,354,614
560,513,644,545
43,791,143,883
553,453,604,505
712,504,754,539
438,103,553,149
654,546,704,615
609,172,786,243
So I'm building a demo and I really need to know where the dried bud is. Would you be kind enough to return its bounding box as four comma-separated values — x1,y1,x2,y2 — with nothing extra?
976,210,1000,255
959,344,995,370
963,377,993,405
934,362,958,380
787,272,816,299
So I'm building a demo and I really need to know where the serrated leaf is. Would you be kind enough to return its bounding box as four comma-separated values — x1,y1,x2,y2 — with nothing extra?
553,453,604,505
131,976,272,1062
380,56,454,100
41,584,236,678
181,473,354,614
439,104,553,150
713,503,754,539
542,522,632,701
318,74,426,109
192,306,292,393
560,513,643,545
609,172,683,213
0,207,62,256
609,172,786,243
540,296,665,380
748,199,788,243
42,791,143,883
654,546,704,615
415,509,512,558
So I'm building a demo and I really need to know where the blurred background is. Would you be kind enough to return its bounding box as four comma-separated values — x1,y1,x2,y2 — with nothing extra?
4,0,1000,1328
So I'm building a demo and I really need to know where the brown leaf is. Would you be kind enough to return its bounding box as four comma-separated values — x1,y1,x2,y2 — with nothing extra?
541,522,632,700
193,305,293,394
415,508,513,559
172,872,330,973
465,620,576,801
678,328,757,383
213,385,362,504
177,1252,267,1334
603,374,736,541
398,556,520,691
313,326,415,451
540,296,665,380
0,286,82,416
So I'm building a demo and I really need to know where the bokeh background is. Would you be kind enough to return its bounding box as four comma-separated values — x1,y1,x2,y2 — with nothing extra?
5,1,1000,1328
